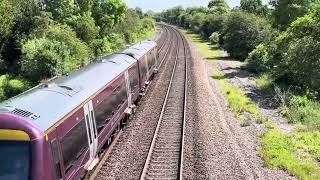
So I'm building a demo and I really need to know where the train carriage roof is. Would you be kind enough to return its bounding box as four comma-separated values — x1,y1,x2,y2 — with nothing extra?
122,40,157,59
0,40,157,132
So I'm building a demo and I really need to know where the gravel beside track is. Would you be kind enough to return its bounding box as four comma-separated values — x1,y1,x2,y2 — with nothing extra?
94,25,180,180
182,29,295,180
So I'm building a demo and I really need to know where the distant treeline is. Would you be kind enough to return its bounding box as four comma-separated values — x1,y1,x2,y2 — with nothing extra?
157,0,320,99
0,0,155,101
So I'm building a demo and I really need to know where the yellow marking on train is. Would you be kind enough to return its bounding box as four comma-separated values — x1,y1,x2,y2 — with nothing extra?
45,134,49,141
0,129,30,141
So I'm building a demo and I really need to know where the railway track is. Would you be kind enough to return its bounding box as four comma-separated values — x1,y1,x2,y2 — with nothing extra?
89,24,179,180
140,26,189,180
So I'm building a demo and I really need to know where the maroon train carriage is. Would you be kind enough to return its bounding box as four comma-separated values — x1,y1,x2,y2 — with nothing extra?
0,40,157,180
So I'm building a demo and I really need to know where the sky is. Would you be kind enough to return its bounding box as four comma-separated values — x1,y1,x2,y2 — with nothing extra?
124,0,269,12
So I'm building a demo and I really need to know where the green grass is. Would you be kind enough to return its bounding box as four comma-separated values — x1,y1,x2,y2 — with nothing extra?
212,70,266,125
260,130,320,179
282,96,320,131
181,29,225,60
256,73,275,93
136,29,157,43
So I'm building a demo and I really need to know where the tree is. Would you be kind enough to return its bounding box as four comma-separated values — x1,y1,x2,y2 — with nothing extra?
208,0,230,14
240,0,269,16
135,7,143,18
92,0,127,35
75,0,95,12
270,3,320,92
43,0,77,21
223,11,273,61
200,14,226,39
270,0,317,30
67,12,100,45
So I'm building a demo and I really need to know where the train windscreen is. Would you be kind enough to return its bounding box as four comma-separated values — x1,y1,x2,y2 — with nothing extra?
0,130,31,180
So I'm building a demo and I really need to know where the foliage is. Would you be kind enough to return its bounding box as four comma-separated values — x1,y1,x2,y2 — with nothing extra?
256,74,275,93
240,0,269,16
260,129,320,179
281,96,320,130
208,0,230,14
270,0,317,30
182,30,225,59
115,9,155,44
209,32,220,45
245,43,270,73
66,13,100,45
270,5,320,94
21,37,70,82
92,0,127,35
0,0,155,99
212,70,265,124
200,14,226,39
223,11,273,61
0,75,29,101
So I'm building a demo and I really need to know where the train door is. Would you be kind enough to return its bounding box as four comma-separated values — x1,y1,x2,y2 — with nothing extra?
83,100,99,170
125,71,132,107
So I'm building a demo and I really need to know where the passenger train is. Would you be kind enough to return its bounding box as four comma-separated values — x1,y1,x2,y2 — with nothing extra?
0,40,158,180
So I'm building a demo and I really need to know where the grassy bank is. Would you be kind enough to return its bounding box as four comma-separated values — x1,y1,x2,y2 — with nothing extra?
136,29,157,43
182,29,320,179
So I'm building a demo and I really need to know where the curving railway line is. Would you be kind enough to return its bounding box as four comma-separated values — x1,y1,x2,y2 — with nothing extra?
140,27,189,180
90,24,190,180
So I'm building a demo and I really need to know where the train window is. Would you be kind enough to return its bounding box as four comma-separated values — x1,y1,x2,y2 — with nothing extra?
61,119,88,173
94,80,127,133
115,81,127,109
129,68,139,92
148,52,153,70
50,139,62,180
139,57,148,76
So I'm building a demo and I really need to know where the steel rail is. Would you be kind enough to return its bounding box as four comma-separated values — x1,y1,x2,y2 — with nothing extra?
140,25,188,180
88,24,177,180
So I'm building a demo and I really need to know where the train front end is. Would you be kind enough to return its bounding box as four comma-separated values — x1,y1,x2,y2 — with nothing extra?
0,112,54,180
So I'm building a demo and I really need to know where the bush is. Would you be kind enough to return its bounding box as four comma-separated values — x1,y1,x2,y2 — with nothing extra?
21,37,69,82
21,17,94,82
0,75,30,101
285,96,320,130
222,11,273,61
5,79,30,98
209,32,220,45
245,43,270,73
200,14,226,39
271,5,320,94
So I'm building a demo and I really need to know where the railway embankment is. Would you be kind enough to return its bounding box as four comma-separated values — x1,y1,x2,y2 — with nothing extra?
182,29,320,179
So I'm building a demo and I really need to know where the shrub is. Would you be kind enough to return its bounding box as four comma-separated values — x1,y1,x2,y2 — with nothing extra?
271,5,320,94
256,74,275,92
222,11,273,61
0,75,30,101
5,79,30,98
21,17,94,82
285,96,320,130
209,32,220,45
245,43,270,73
200,14,226,39
21,37,69,82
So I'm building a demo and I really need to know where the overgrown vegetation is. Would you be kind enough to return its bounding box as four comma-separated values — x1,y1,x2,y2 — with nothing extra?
161,1,320,178
260,130,320,180
0,0,155,101
212,70,265,126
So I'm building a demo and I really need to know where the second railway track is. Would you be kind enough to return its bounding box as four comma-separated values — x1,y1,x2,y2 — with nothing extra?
140,26,189,180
